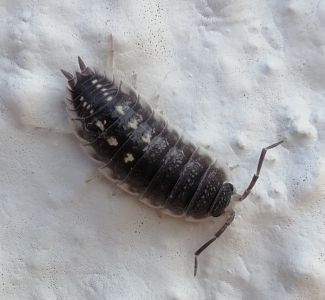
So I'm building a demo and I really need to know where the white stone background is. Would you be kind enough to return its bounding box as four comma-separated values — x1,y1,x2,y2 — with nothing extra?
1,0,325,299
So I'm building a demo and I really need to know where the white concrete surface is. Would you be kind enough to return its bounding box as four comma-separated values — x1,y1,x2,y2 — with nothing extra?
1,1,324,299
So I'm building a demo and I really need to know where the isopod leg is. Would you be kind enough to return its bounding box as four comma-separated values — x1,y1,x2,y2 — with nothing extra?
148,93,160,110
85,169,102,183
194,209,235,277
106,34,115,74
240,140,283,201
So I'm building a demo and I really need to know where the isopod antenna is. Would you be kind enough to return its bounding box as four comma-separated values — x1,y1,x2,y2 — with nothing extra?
194,139,283,276
239,140,284,201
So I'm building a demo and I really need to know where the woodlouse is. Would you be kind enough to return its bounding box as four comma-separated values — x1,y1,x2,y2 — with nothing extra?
61,55,283,276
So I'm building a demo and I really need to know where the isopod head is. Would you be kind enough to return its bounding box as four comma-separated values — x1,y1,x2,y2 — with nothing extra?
210,182,234,217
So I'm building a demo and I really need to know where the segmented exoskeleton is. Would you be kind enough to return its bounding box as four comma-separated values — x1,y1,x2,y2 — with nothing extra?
62,57,283,276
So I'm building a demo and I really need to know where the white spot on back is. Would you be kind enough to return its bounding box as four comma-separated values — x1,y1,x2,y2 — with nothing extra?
96,120,104,131
124,153,134,163
82,102,87,107
92,79,98,84
142,132,152,143
101,88,107,92
128,118,138,129
86,104,91,109
80,96,84,102
107,136,118,146
90,109,94,114
115,105,125,115
96,84,102,89
103,120,107,125
107,96,113,102
103,92,109,96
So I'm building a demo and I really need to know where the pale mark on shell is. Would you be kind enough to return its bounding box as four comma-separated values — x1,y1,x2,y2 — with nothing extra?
92,79,98,84
128,118,138,129
142,132,152,143
116,105,125,115
82,102,87,107
96,84,103,89
107,136,118,146
96,120,105,131
124,153,134,163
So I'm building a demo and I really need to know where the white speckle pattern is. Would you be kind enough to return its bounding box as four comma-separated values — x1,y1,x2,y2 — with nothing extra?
107,96,113,102
115,105,125,115
86,104,91,109
90,109,94,114
103,92,109,96
96,84,103,89
107,136,118,146
124,153,134,163
91,79,98,84
96,120,105,131
82,102,87,107
128,118,138,129
101,88,107,92
142,132,152,143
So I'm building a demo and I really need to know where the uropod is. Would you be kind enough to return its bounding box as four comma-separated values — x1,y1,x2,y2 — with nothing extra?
61,54,283,276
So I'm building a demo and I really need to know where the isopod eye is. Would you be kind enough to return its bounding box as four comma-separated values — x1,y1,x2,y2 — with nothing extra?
226,182,234,193
210,183,234,217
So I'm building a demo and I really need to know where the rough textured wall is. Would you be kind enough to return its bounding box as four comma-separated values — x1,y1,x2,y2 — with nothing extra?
0,0,324,299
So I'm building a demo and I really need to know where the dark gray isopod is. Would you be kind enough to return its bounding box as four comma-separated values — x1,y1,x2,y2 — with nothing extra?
61,57,283,276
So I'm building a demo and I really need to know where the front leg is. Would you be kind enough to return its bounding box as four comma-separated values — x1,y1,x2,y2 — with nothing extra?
106,34,115,74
